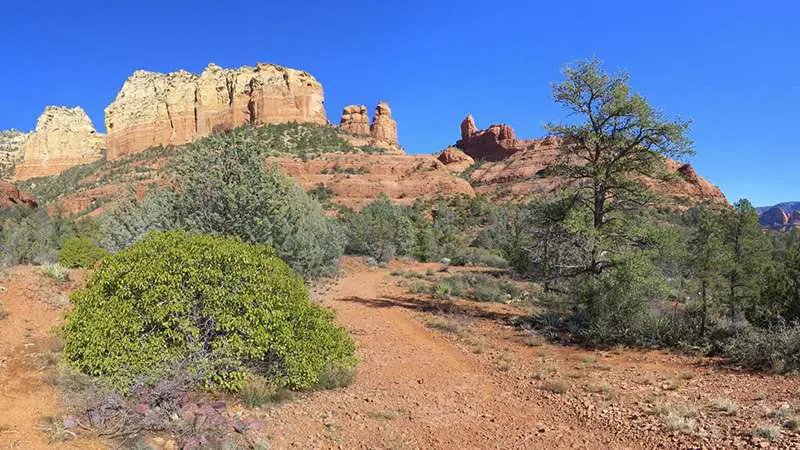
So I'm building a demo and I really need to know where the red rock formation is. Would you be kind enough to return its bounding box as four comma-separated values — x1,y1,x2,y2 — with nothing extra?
370,102,398,144
0,181,37,208
339,105,371,135
14,107,105,180
456,115,531,161
437,147,475,174
105,63,327,160
789,211,800,229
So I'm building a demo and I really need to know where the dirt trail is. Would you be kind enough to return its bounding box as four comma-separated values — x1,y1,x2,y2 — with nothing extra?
261,261,628,449
0,267,97,450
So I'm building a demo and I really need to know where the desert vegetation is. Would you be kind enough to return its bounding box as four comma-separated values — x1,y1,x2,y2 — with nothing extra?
1,59,799,448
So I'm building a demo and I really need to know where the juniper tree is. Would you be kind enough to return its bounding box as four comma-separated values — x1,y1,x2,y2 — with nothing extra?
544,59,693,310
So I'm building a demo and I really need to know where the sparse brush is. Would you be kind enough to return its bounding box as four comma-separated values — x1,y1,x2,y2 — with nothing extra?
586,382,613,398
242,376,293,407
753,424,781,441
41,263,69,282
425,318,463,335
783,417,799,430
711,398,739,416
316,362,356,390
663,412,697,434
543,379,569,394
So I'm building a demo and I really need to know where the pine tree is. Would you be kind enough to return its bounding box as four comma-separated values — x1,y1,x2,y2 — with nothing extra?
685,205,728,336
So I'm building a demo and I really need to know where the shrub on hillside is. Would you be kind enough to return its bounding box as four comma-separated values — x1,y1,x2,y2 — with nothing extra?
101,145,345,277
452,247,509,268
0,207,65,265
63,231,356,392
58,237,108,268
724,323,800,374
342,195,415,263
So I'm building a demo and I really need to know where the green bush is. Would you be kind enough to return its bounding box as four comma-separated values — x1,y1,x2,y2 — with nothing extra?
452,247,509,268
0,207,66,265
342,195,415,263
63,231,356,392
724,324,800,373
101,143,345,277
58,237,108,268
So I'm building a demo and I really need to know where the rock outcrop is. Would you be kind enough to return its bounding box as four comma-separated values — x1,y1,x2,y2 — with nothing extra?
456,115,531,161
437,147,474,173
105,63,327,159
339,105,371,135
370,101,397,144
0,129,27,178
0,181,37,208
338,101,399,145
14,107,105,180
453,115,727,207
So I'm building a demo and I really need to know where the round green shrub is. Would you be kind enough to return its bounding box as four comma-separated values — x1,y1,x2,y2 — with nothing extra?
63,231,356,392
58,237,109,268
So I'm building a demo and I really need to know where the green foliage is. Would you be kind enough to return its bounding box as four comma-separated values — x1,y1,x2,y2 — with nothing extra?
414,272,528,304
723,200,773,323
342,195,415,263
101,142,345,277
0,207,69,265
62,231,356,392
725,324,800,374
18,157,108,204
58,237,109,268
172,143,345,277
451,247,508,268
41,263,70,282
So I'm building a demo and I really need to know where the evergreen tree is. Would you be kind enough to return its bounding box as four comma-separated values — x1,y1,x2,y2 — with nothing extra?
685,205,728,336
723,200,773,322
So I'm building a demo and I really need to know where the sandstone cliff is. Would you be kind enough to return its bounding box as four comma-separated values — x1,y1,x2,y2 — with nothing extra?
105,63,327,159
14,107,105,180
0,129,27,178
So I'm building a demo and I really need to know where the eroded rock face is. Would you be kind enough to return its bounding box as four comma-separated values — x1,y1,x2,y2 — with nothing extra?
339,105,371,135
437,147,475,173
455,116,727,206
456,115,530,161
760,207,791,228
370,101,397,144
0,181,37,208
105,63,327,159
0,129,27,178
15,107,105,180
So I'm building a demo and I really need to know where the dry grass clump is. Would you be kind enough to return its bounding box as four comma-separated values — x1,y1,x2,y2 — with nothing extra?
711,398,740,416
753,424,781,441
543,379,569,394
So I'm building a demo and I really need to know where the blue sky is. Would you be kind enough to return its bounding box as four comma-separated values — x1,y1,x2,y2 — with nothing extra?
1,0,798,206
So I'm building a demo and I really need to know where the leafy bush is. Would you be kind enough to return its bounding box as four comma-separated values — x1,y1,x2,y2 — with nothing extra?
63,231,356,392
58,237,108,268
41,263,70,282
342,195,415,263
724,323,800,373
100,188,179,253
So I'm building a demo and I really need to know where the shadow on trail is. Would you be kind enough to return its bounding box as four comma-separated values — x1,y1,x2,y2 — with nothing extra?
338,295,523,324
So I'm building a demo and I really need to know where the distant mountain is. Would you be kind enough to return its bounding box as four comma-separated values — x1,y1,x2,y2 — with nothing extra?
758,202,800,231
757,201,800,214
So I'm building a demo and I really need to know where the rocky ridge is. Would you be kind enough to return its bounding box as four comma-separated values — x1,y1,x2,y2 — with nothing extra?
440,115,728,206
759,206,800,231
14,107,105,181
105,63,327,159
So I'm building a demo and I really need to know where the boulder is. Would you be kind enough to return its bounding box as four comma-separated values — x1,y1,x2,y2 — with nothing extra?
14,106,105,180
438,147,474,165
105,62,327,160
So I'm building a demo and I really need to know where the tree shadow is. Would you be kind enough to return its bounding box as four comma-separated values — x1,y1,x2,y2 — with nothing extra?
337,294,522,323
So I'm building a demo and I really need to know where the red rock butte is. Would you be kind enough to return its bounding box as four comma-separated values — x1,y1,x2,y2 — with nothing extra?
105,63,327,160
